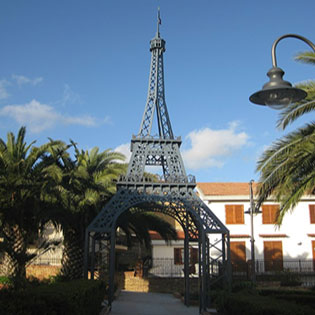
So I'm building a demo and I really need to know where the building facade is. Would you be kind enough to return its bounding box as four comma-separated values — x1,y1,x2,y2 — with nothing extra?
151,182,315,276
196,182,315,273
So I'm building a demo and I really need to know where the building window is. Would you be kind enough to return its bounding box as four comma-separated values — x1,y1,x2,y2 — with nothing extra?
263,241,283,271
312,241,315,271
262,205,279,224
174,247,198,265
174,248,184,265
225,205,244,224
309,205,315,224
230,241,247,272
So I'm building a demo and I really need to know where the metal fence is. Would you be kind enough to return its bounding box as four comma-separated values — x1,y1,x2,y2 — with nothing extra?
232,259,315,274
148,258,186,277
27,256,62,266
147,258,315,278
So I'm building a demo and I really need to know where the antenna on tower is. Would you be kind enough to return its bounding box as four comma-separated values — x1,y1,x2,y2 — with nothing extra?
156,7,161,38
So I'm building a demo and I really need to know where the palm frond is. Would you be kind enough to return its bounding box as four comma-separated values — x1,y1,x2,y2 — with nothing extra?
277,81,315,130
256,123,315,222
295,51,315,65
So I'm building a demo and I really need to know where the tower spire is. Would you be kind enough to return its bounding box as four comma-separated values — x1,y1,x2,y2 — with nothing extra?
138,8,173,139
156,7,161,38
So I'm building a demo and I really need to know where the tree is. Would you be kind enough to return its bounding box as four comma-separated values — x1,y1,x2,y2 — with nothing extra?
54,144,126,279
117,211,178,250
0,127,63,280
256,52,315,224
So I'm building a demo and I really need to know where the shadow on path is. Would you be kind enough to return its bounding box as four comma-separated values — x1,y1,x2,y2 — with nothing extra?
110,290,199,315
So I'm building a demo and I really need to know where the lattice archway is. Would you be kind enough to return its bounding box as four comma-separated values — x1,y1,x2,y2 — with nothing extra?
84,185,231,312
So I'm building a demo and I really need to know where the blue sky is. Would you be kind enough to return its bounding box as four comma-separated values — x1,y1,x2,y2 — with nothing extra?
0,0,314,183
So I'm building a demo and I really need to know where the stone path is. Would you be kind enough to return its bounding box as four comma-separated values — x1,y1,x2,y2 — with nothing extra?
110,290,200,315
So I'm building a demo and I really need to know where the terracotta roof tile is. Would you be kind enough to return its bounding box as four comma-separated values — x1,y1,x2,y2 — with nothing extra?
149,230,185,240
197,182,259,196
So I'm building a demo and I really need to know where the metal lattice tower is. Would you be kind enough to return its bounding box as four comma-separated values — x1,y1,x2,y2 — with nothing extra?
84,10,230,314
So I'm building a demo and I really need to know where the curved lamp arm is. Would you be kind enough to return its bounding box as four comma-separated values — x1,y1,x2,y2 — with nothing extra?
272,34,315,67
250,34,315,108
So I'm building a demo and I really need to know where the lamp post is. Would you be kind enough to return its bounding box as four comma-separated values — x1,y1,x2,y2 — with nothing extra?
250,34,315,109
245,180,261,284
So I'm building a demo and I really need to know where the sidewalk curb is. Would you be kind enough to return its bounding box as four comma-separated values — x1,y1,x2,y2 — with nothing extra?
99,288,121,315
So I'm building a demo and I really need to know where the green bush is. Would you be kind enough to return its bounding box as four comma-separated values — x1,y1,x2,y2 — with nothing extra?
259,289,315,309
232,280,256,293
0,279,107,315
218,292,315,315
280,270,302,287
0,276,10,285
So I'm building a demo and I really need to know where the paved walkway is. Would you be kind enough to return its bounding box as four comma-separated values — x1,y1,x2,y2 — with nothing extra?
110,291,200,315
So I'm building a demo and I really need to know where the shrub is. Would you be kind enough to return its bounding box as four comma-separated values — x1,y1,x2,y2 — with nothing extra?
0,276,10,285
280,270,302,287
218,292,315,315
232,280,256,293
259,288,315,309
0,279,107,315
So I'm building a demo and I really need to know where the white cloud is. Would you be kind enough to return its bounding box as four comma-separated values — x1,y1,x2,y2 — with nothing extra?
59,84,82,106
114,143,131,162
182,122,249,170
104,115,113,125
0,80,10,100
12,74,43,86
64,116,97,126
0,99,98,133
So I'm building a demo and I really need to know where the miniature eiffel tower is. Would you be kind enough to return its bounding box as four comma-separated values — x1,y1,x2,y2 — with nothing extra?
85,10,230,312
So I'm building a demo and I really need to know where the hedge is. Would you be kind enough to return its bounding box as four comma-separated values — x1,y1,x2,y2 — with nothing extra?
0,279,107,315
217,292,315,315
259,289,315,310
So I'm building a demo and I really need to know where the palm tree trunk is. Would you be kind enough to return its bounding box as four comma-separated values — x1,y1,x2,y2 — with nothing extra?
61,230,84,279
2,224,27,278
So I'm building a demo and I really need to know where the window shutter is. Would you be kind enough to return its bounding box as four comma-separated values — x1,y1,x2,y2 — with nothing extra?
271,205,279,223
190,247,198,265
230,242,246,261
262,205,270,224
174,248,182,265
225,205,234,224
230,241,246,272
225,205,244,224
310,205,315,224
262,205,279,224
264,241,283,271
235,205,244,224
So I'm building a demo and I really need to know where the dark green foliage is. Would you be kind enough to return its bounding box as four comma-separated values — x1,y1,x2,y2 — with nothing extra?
0,276,10,285
260,288,315,309
218,292,315,315
279,270,302,287
231,280,256,292
0,279,106,315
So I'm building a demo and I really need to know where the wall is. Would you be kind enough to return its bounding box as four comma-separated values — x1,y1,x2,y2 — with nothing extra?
198,189,315,262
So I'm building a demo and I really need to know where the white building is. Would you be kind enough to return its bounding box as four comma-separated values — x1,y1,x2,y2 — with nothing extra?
196,182,315,273
151,182,315,275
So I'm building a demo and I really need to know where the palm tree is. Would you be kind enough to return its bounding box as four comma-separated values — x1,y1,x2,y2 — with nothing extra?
117,211,178,249
0,127,63,280
256,52,315,224
55,144,126,279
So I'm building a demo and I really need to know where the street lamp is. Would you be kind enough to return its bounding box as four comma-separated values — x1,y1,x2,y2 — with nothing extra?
245,180,261,284
250,34,315,109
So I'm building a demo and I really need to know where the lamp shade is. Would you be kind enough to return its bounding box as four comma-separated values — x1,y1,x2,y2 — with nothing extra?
249,67,307,109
